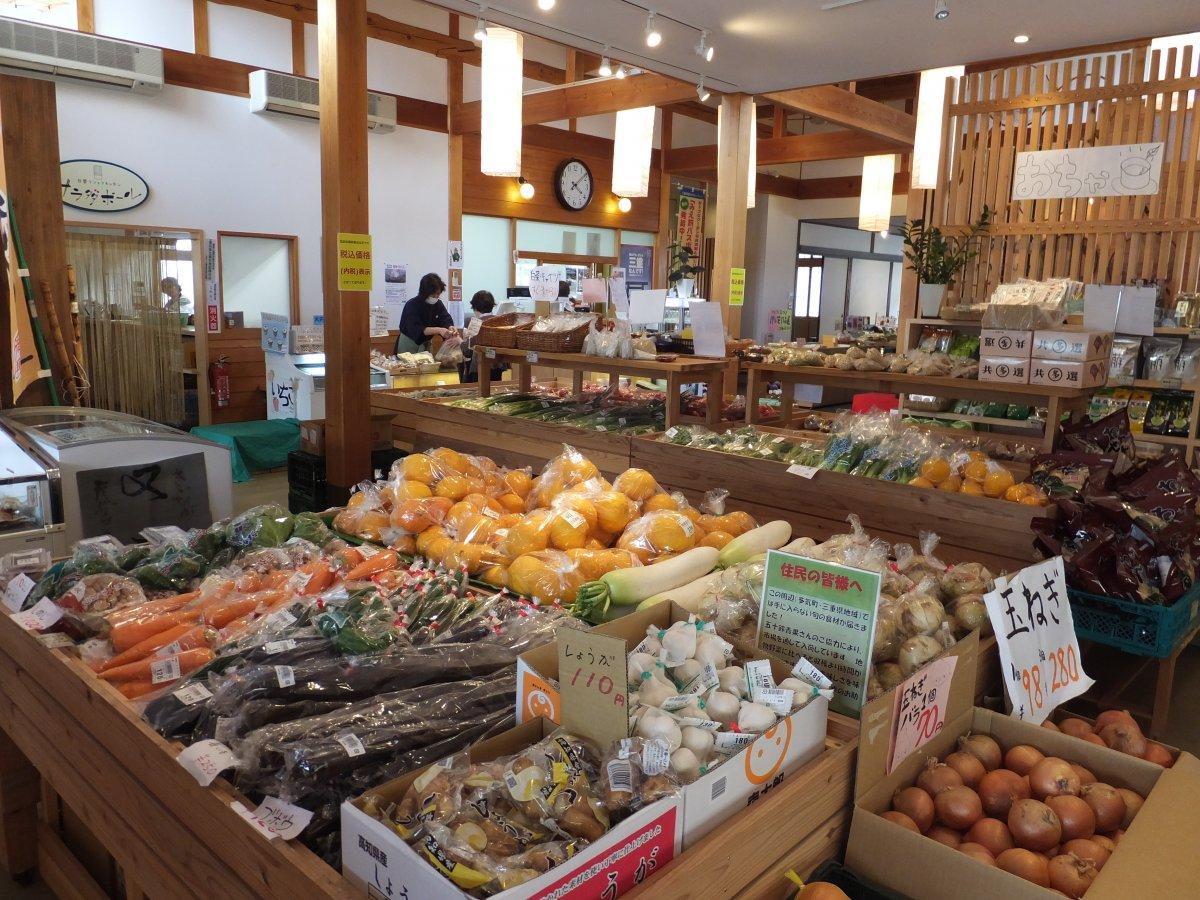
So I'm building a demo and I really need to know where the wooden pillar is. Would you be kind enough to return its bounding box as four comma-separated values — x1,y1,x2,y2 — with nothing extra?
711,93,753,338
898,90,924,349
565,50,578,132
0,75,71,404
448,16,464,247
192,0,209,56
291,20,306,75
653,109,673,291
318,0,370,494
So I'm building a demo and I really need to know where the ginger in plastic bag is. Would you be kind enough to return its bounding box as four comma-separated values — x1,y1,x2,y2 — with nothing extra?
600,737,683,818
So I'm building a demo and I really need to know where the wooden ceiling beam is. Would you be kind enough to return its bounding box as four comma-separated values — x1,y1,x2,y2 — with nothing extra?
760,84,915,146
664,130,904,173
450,72,696,134
796,169,912,200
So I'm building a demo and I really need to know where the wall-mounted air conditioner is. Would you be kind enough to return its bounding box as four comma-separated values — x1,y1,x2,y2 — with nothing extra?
248,70,397,133
0,15,162,94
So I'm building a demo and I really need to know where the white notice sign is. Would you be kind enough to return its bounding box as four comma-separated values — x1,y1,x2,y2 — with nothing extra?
688,301,726,358
1012,143,1163,201
983,557,1093,724
529,267,560,302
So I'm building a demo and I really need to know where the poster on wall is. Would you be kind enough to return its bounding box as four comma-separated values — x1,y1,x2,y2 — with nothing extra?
336,233,372,291
447,240,463,270
60,160,149,212
619,245,653,291
675,186,706,259
1012,143,1164,201
383,262,407,329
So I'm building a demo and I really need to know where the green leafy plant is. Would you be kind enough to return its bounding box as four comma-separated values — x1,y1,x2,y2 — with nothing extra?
666,242,702,286
901,206,993,285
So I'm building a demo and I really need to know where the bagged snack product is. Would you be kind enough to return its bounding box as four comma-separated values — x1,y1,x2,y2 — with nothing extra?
1109,336,1141,380
1141,336,1182,381
1126,389,1153,433
1174,340,1200,383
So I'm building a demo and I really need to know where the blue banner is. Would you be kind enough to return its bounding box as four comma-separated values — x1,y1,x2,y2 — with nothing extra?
620,244,653,291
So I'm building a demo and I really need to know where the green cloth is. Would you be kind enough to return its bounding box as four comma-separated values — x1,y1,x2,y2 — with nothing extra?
190,419,301,483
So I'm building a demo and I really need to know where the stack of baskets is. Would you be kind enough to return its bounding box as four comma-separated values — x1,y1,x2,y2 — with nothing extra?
475,312,536,349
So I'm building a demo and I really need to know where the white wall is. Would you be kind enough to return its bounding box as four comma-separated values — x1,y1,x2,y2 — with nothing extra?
95,0,194,51
742,193,806,342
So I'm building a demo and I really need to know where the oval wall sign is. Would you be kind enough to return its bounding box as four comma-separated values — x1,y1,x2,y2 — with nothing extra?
60,159,149,212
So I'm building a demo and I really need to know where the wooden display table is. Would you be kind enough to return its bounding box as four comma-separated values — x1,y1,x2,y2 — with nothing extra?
745,362,1092,451
476,347,730,428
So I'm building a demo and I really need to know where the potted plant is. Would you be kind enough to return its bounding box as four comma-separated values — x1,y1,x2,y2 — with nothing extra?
666,243,702,299
901,206,993,316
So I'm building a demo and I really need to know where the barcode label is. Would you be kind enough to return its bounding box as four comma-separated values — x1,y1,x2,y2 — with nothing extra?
606,759,633,794
173,683,213,706
263,639,298,654
156,641,183,658
711,777,727,800
337,732,366,758
275,665,296,688
265,609,297,631
151,656,182,685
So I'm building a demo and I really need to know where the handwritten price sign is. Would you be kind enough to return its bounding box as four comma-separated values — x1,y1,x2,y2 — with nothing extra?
558,630,629,747
177,739,237,786
984,557,1094,724
888,656,957,773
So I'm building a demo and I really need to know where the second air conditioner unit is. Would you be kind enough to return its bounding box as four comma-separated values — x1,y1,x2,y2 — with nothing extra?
248,69,397,133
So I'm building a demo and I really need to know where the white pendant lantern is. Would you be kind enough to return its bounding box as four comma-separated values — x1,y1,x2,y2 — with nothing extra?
481,27,524,177
746,100,757,209
612,105,655,198
858,154,895,233
913,65,964,189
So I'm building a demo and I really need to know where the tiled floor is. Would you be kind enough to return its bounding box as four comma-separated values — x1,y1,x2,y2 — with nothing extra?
231,469,289,514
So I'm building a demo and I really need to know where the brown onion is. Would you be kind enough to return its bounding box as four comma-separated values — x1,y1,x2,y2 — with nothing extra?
926,824,963,848
1041,719,1060,732
1142,741,1174,767
1107,827,1125,843
1093,709,1137,732
880,810,920,832
997,848,1050,886
1116,788,1143,828
1080,783,1126,833
1008,799,1062,851
1058,718,1093,739
1045,795,1095,841
958,733,1002,771
1068,763,1096,786
979,768,1031,818
1099,722,1147,757
1092,834,1116,854
1081,732,1106,747
959,842,996,866
966,817,1014,857
1062,838,1110,871
935,785,984,830
1048,854,1097,898
1029,757,1082,799
1004,744,1045,776
944,751,986,789
893,786,934,832
917,759,964,796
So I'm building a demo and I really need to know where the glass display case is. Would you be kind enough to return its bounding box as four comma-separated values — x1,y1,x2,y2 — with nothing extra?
0,421,64,558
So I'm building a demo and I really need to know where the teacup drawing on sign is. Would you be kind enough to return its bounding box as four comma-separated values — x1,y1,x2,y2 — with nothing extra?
1119,145,1160,193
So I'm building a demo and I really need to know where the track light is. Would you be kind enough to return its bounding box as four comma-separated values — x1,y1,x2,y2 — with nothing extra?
598,49,612,77
696,80,710,102
695,30,714,62
473,10,487,42
617,197,632,213
644,11,662,48
615,64,627,79
934,0,949,20
537,0,556,10
518,177,535,200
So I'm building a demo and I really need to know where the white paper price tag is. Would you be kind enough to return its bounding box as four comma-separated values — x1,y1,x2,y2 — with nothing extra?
37,632,75,650
173,683,213,706
758,687,794,715
275,665,296,688
743,659,776,702
786,465,819,479
641,740,670,776
526,351,539,363
233,797,314,841
485,347,496,359
336,732,366,758
151,656,182,684
263,639,298,654
264,609,296,631
713,731,756,754
792,657,833,690
3,573,35,612
11,598,63,632
177,739,237,786
984,557,1094,724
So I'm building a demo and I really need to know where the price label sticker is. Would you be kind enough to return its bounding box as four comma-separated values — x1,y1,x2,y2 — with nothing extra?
177,739,237,786
11,598,63,632
713,731,756,754
151,656,182,685
233,797,314,841
275,665,296,688
3,573,35,612
336,732,366,758
265,609,297,631
263,639,298,654
786,465,820,479
887,655,957,773
156,641,182,658
485,348,496,359
174,683,213,706
37,632,75,650
792,657,833,690
984,557,1094,724
526,352,539,364
758,687,794,715
743,659,776,702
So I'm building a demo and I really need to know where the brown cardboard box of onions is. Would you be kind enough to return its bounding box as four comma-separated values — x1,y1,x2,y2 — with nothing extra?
846,633,1200,899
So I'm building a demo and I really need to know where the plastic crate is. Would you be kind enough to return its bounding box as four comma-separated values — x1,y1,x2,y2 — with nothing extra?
796,860,901,900
287,449,325,491
287,487,326,515
1068,583,1200,658
370,447,406,480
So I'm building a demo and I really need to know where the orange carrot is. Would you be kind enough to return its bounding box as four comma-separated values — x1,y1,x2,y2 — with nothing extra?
109,610,202,654
105,591,199,627
336,547,365,569
117,680,158,700
346,549,399,581
99,622,194,672
99,647,214,683
301,561,336,595
202,597,262,629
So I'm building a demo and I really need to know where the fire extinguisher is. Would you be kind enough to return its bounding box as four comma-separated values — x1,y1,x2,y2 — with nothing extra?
209,356,231,408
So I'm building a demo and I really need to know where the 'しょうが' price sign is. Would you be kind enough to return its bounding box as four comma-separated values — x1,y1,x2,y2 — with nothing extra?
558,630,629,748
984,557,1093,724
756,550,878,717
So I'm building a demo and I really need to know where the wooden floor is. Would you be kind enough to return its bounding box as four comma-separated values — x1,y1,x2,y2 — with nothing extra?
231,470,289,514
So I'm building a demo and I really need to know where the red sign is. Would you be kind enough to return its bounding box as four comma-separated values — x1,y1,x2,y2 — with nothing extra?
207,304,220,333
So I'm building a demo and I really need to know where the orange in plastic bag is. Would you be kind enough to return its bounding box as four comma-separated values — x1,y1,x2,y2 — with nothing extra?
617,510,697,563
613,468,660,502
526,446,603,510
506,550,583,605
391,496,453,534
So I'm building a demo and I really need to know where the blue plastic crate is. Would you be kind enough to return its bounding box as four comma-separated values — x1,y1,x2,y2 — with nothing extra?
1068,583,1200,658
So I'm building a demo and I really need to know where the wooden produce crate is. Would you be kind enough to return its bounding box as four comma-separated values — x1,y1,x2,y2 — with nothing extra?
372,389,636,477
632,436,1043,569
626,713,859,900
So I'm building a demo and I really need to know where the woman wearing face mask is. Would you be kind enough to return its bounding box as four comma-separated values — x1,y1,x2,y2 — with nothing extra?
396,273,459,353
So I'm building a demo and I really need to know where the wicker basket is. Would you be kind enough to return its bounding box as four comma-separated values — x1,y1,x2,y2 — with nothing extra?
476,312,536,349
515,316,596,353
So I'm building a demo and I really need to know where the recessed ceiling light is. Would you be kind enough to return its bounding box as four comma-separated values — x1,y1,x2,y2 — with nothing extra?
1013,34,1030,44
537,0,556,10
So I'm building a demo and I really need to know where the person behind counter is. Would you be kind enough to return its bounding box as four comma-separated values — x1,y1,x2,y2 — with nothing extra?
461,290,507,383
396,273,460,353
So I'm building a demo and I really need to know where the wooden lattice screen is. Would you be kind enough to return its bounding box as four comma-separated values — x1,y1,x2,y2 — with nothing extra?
932,45,1200,306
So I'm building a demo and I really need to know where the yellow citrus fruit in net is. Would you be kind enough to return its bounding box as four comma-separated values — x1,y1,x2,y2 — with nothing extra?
920,457,952,484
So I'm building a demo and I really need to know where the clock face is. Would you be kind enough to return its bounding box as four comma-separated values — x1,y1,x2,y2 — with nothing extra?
555,158,594,211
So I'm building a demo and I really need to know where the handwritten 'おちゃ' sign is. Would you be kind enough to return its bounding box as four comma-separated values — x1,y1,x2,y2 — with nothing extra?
983,557,1094,724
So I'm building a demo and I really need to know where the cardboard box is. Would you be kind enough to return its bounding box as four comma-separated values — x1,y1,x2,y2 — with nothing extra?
341,719,682,900
299,416,394,456
1033,329,1114,362
978,356,1030,384
515,603,830,847
1028,358,1108,389
846,639,1200,900
980,329,1033,357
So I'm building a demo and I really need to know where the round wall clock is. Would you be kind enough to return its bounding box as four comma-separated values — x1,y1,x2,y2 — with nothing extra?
60,160,149,212
554,158,594,211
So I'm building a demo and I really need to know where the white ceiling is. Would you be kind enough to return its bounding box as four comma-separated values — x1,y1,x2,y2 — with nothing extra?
421,0,1200,92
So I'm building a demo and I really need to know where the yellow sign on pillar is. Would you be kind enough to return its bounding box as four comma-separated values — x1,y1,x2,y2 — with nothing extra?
728,266,746,307
337,232,373,291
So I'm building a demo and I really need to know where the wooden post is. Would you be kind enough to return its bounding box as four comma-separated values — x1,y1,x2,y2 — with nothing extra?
653,109,673,291
291,20,306,75
318,0,370,495
565,49,578,132
711,93,753,338
448,16,464,248
0,729,38,880
192,0,209,56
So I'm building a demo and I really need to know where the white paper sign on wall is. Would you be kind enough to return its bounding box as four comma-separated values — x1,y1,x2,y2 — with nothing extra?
1012,143,1163,201
529,267,560,302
